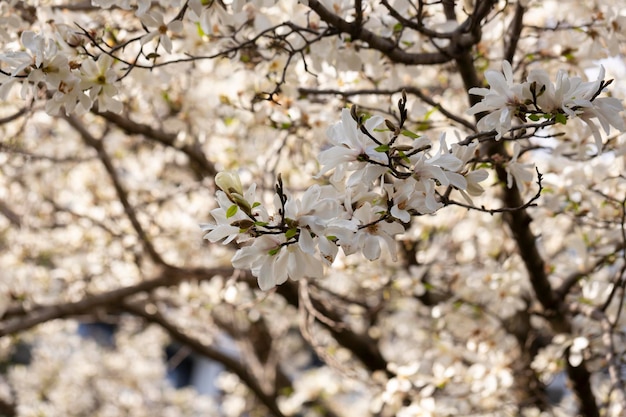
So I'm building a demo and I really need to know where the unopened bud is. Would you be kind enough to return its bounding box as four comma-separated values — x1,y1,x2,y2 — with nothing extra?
215,171,244,198
216,171,251,214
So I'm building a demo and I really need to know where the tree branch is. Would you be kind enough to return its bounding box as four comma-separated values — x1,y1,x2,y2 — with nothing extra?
0,397,16,417
0,198,21,228
276,281,390,375
570,302,626,414
306,0,452,65
298,86,476,131
448,2,601,412
0,266,234,337
95,111,217,179
121,300,289,417
504,2,526,64
64,115,167,266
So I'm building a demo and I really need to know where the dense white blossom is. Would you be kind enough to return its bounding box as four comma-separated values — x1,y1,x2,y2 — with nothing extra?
317,108,389,185
140,11,183,53
2,2,626,417
468,61,625,148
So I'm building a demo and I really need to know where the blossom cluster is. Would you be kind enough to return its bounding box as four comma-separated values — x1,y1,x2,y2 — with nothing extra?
0,30,123,114
204,61,625,291
0,0,192,115
467,61,624,151
203,97,489,290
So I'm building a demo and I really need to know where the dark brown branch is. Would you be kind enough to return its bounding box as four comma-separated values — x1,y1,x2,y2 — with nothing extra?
354,0,363,28
0,106,29,125
555,250,621,300
484,148,601,417
492,117,600,417
0,142,95,163
298,86,476,131
121,300,288,417
0,199,21,227
381,0,455,38
451,3,600,412
96,111,217,179
276,281,390,375
307,0,451,65
211,310,292,395
64,115,166,266
442,0,456,21
0,266,234,337
0,397,16,417
570,302,626,412
504,2,526,64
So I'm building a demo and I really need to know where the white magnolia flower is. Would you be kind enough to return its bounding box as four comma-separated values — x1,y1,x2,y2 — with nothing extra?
388,179,418,223
0,49,32,78
387,177,441,222
459,169,489,204
506,142,534,191
0,32,71,92
317,108,389,185
282,184,341,236
578,95,625,152
79,54,123,113
341,202,404,261
215,171,244,197
201,195,247,245
45,75,92,116
449,140,489,203
468,61,624,149
20,30,47,69
467,60,527,139
214,170,254,214
411,179,442,213
412,134,466,189
232,234,323,291
201,183,267,245
140,11,183,54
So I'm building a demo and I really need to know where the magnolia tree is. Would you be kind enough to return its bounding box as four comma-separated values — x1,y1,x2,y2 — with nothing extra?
1,0,626,416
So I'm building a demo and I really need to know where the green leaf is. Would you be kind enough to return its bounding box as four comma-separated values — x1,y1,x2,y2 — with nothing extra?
254,221,269,227
423,106,437,120
554,113,567,125
374,144,390,152
398,150,410,164
268,247,281,256
196,22,206,37
401,129,419,139
226,205,238,218
285,228,298,239
528,114,541,121
416,122,431,131
252,202,261,208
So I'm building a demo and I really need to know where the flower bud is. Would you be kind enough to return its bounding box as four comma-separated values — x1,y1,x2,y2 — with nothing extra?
215,171,244,198
215,171,252,214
